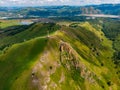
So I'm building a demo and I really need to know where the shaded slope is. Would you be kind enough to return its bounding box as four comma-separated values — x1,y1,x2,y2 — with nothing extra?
100,19,120,79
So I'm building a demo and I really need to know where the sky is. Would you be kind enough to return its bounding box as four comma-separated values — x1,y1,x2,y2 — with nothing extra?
0,0,120,6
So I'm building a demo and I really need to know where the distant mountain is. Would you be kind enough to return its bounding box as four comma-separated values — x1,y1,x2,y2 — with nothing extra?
90,4,120,15
0,4,120,18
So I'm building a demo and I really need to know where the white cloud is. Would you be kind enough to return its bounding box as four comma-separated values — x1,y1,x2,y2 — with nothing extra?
0,0,120,6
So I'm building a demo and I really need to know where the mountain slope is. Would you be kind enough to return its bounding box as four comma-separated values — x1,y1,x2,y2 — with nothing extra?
0,22,120,90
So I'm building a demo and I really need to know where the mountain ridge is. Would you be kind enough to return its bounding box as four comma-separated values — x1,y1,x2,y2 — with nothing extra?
0,22,120,90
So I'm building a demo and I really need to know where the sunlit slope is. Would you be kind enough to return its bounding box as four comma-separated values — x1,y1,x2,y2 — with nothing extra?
0,22,119,90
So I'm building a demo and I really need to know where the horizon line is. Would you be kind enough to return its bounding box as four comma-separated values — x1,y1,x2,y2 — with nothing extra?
0,3,120,7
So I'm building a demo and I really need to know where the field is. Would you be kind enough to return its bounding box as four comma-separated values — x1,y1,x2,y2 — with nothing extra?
0,20,20,28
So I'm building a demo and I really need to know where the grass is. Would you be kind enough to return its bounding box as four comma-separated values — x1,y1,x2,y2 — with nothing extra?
57,23,120,89
0,37,47,90
0,23,60,50
0,20,20,28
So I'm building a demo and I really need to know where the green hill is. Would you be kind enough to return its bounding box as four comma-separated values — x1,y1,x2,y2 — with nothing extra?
0,22,120,90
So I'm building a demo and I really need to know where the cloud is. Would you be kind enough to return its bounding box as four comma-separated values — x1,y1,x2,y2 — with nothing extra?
0,0,120,6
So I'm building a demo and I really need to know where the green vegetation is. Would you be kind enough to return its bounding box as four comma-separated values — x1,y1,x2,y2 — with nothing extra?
0,20,120,90
99,19,120,79
0,37,47,90
102,20,120,41
0,22,60,50
0,20,20,28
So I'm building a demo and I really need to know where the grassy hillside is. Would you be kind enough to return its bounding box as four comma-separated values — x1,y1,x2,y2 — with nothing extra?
0,22,120,90
100,19,120,79
0,22,60,50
